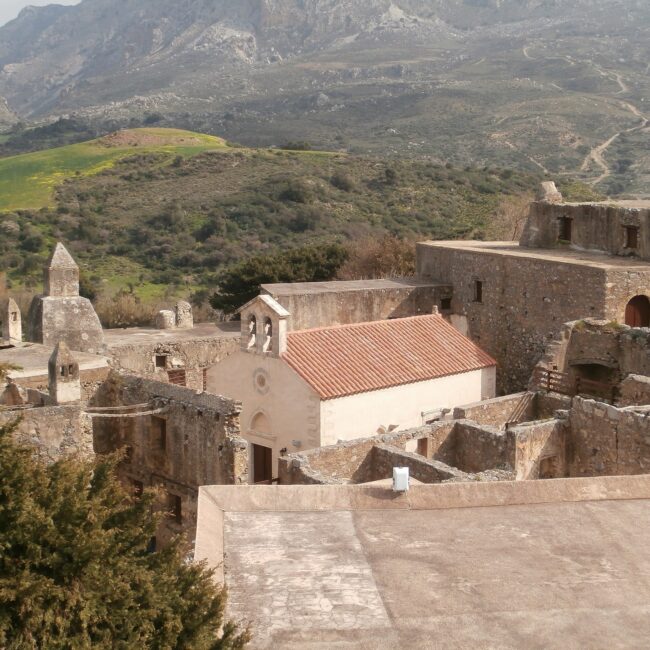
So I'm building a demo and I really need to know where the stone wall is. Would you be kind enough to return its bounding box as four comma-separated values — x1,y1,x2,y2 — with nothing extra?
371,444,467,483
619,375,650,406
512,418,567,480
262,280,449,332
107,336,239,392
278,421,516,486
521,201,650,259
568,397,650,477
0,404,93,463
417,243,650,393
10,366,111,402
453,421,515,473
277,425,444,485
91,373,247,545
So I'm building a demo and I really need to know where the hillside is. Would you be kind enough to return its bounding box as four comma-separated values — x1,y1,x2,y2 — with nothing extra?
0,130,555,297
0,0,648,195
0,128,227,211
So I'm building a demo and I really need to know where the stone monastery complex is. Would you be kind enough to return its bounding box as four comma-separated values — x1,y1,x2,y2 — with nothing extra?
3,183,650,646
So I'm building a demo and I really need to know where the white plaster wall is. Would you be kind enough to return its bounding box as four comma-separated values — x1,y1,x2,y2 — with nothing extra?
320,368,496,446
206,351,320,482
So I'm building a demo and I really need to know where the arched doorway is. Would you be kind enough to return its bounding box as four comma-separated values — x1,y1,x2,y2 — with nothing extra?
625,295,650,327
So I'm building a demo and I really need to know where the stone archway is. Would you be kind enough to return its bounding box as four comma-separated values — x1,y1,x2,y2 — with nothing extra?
625,295,650,327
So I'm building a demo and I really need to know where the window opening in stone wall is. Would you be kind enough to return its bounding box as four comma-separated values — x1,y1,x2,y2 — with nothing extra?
263,318,273,353
624,225,639,250
11,312,17,322
558,216,572,242
474,280,483,304
440,297,452,312
152,416,167,452
167,369,186,387
168,493,182,523
248,316,257,349
155,355,167,369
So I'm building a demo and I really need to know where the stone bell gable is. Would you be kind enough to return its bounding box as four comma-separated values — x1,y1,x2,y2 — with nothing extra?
238,294,290,358
27,242,105,354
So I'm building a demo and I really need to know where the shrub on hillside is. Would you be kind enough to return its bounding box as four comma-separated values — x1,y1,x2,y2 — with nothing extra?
337,235,416,280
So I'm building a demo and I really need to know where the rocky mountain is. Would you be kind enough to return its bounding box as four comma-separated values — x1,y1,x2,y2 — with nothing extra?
0,0,648,193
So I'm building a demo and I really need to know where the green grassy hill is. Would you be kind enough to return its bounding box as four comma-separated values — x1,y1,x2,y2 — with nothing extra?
0,128,228,211
1,128,602,306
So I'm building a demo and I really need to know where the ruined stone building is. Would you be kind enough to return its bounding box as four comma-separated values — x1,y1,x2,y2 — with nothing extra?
91,375,247,545
1,242,247,544
207,294,496,483
417,190,650,392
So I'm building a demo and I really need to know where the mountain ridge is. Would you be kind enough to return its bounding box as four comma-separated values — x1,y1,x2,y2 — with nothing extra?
0,0,648,194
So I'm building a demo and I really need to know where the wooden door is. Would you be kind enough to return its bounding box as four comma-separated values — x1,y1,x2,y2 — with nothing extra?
625,296,650,327
253,444,273,484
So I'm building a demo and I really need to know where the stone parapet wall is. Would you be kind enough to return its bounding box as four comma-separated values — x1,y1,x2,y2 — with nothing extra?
262,282,448,332
13,366,111,402
108,336,239,392
453,392,535,428
0,404,93,463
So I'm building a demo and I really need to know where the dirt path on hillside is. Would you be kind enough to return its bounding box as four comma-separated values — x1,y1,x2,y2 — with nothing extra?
580,101,648,185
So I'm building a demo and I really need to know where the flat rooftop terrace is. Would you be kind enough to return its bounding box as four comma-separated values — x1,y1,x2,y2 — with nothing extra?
103,322,239,348
0,342,109,380
262,278,444,296
562,200,650,209
197,476,650,649
421,240,650,269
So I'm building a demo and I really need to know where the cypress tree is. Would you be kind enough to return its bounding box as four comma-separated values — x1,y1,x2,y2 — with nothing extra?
0,420,249,649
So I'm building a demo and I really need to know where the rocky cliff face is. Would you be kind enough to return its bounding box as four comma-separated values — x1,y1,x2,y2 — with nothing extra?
1,0,644,117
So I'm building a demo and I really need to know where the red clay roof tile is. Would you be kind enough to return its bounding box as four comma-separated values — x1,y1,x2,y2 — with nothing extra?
282,315,496,400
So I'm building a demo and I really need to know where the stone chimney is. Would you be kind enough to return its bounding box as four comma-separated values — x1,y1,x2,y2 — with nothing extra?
45,242,80,297
48,341,81,404
1,297,22,344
